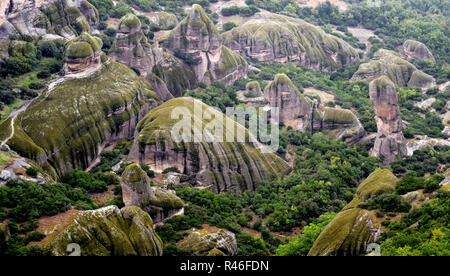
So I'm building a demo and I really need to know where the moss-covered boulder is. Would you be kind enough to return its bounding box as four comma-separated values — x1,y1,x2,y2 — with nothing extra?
308,169,398,256
44,206,163,256
369,76,407,164
128,97,291,193
403,40,435,63
163,4,248,86
178,228,237,256
64,32,103,74
245,81,262,97
222,12,359,72
0,60,159,177
320,107,366,145
121,163,184,223
351,49,435,88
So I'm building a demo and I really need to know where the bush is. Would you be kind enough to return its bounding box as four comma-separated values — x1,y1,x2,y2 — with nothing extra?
223,21,237,32
162,167,180,174
37,70,51,79
25,167,39,178
28,82,45,90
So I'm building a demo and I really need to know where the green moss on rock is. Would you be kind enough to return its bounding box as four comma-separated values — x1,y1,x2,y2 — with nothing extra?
323,108,356,124
44,206,163,256
357,169,398,198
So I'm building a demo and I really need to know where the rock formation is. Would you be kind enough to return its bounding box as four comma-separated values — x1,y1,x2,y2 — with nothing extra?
64,32,102,74
0,54,160,177
0,223,10,253
264,74,313,131
128,97,291,193
45,206,163,256
222,12,359,72
262,74,365,144
308,169,398,256
245,81,263,97
5,0,98,41
108,14,172,101
177,228,237,256
369,76,407,164
403,40,435,63
121,163,184,223
320,107,366,145
152,55,198,97
352,49,435,89
148,11,179,29
163,4,248,86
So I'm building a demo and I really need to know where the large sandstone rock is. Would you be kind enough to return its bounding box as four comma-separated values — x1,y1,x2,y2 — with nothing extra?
223,12,359,72
64,32,102,74
403,40,435,63
262,74,365,144
5,0,98,40
352,49,435,89
0,59,160,177
163,4,248,86
178,228,237,256
369,76,407,164
45,206,163,256
108,14,172,101
148,11,179,29
308,169,398,256
121,163,184,224
264,74,313,131
320,107,366,145
128,97,291,193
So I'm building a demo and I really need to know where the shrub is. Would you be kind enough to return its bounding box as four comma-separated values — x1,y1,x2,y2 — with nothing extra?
162,167,180,174
25,167,39,178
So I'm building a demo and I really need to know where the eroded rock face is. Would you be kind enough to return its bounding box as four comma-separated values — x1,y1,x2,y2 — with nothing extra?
264,74,312,131
352,49,435,89
178,228,237,256
108,14,172,101
163,4,248,85
128,97,291,193
64,32,102,74
45,206,163,256
148,11,179,29
403,40,435,63
223,12,359,72
320,107,366,145
369,76,407,164
121,163,184,224
0,60,160,177
5,0,98,40
308,169,398,256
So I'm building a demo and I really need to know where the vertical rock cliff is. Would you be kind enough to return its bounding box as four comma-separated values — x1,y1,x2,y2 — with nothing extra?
369,76,407,164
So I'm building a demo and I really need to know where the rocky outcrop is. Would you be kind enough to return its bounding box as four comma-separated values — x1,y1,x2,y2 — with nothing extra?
262,74,365,144
178,227,237,256
148,11,179,29
223,12,359,72
44,206,163,256
0,58,160,177
352,49,435,89
128,97,291,193
403,40,435,63
109,14,163,76
163,4,248,86
320,107,366,145
245,81,263,97
108,14,172,101
121,163,184,224
5,0,98,41
308,169,398,256
264,74,313,131
152,55,198,97
64,32,102,74
369,76,407,164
